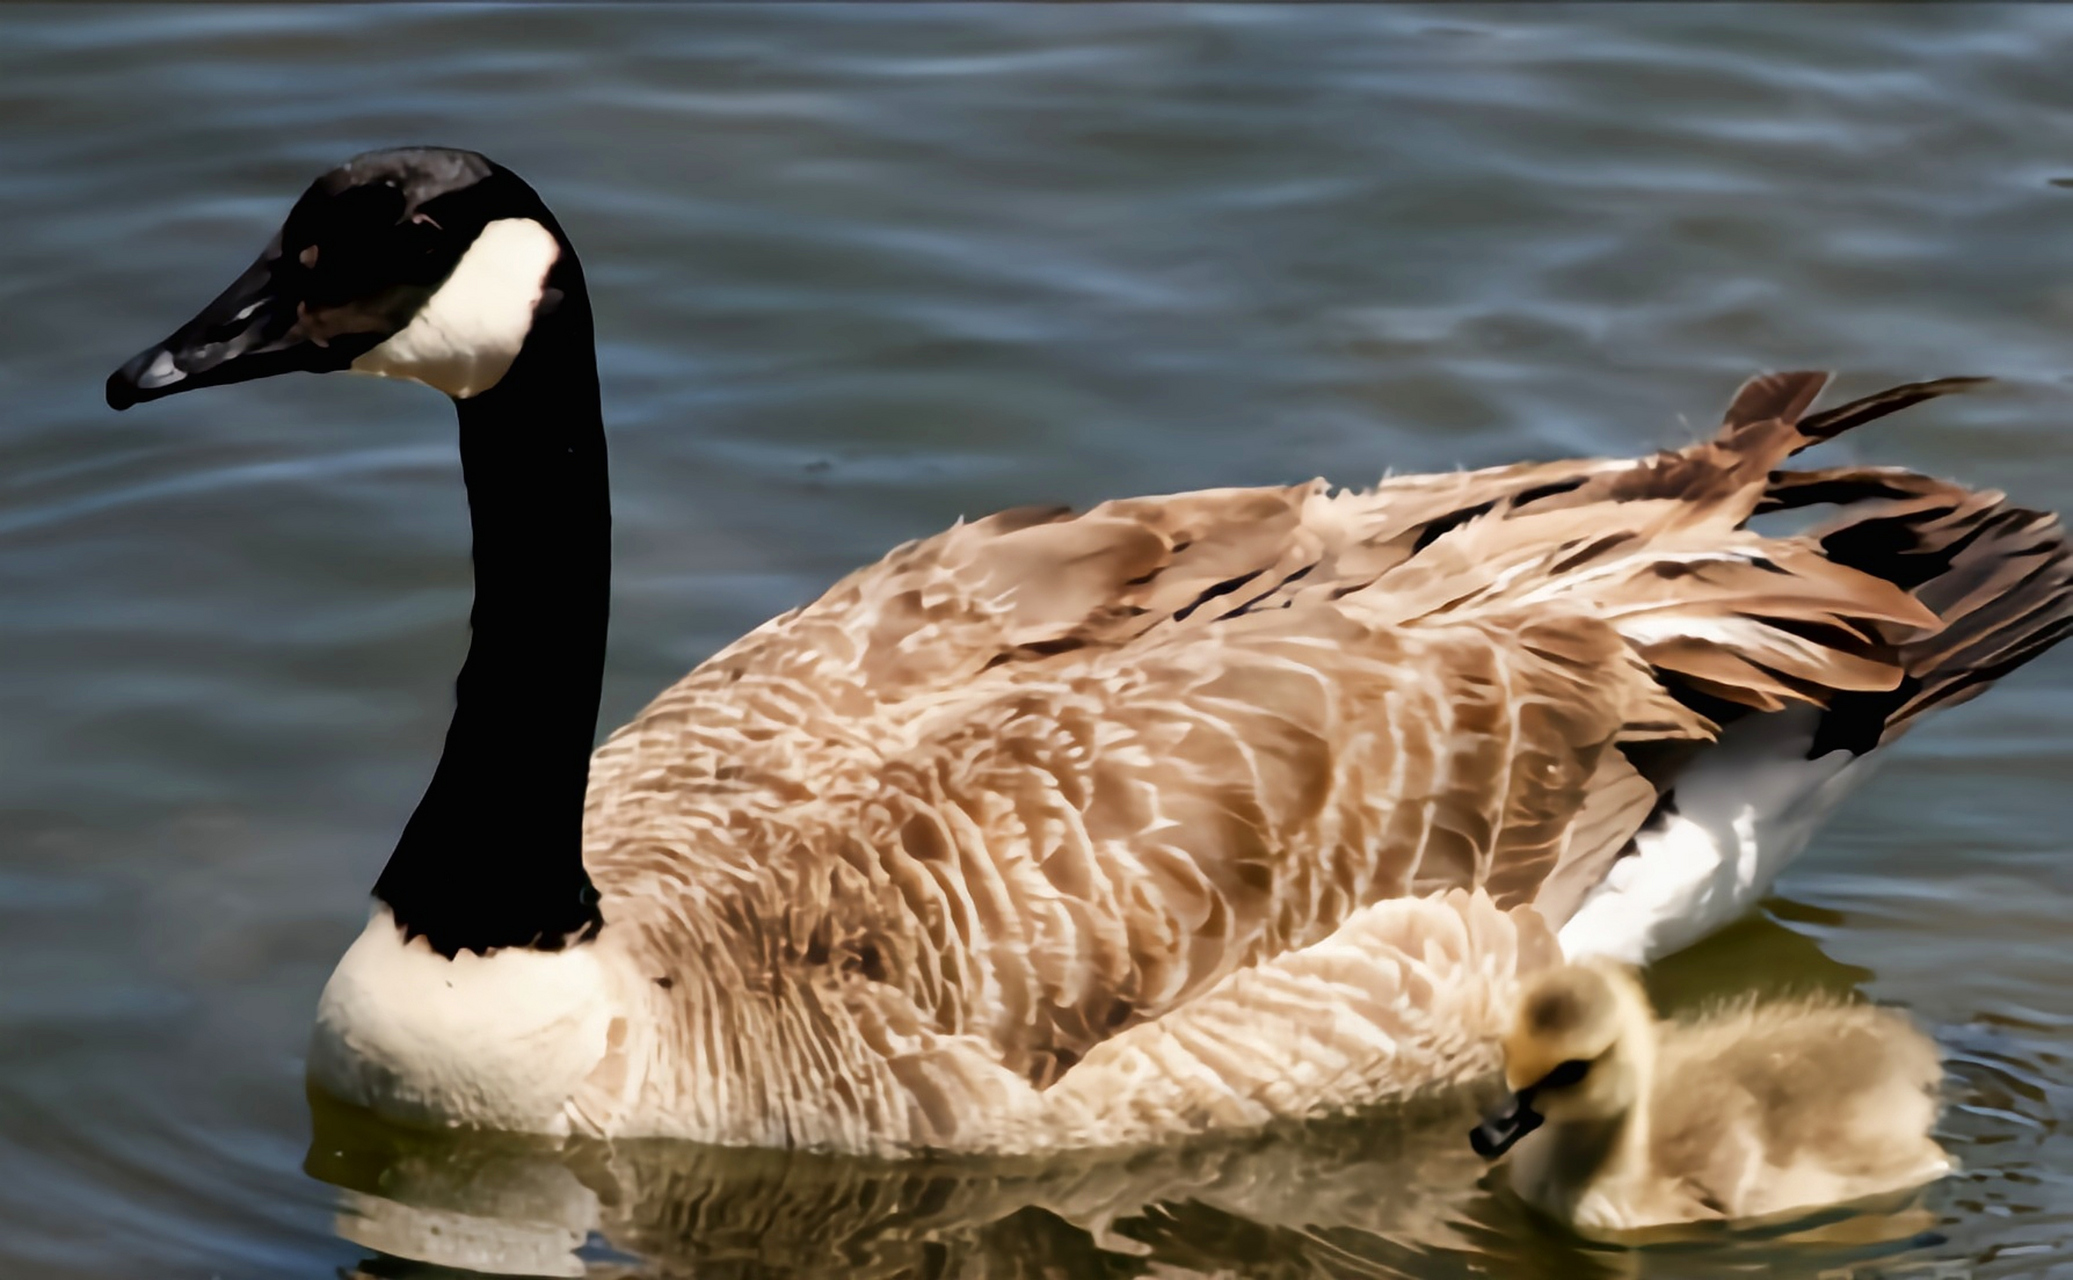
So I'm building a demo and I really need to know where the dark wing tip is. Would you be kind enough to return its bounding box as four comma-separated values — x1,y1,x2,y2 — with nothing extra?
1796,376,1992,447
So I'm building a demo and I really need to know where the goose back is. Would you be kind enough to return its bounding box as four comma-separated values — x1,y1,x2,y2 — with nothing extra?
562,372,2070,1150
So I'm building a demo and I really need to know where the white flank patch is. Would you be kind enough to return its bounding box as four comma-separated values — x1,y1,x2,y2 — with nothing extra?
350,217,559,399
1558,706,1883,965
308,905,619,1133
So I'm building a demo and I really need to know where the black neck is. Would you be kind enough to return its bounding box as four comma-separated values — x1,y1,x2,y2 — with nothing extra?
374,240,609,956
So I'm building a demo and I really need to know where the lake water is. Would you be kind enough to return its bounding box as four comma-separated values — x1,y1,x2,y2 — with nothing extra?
4,5,2073,1277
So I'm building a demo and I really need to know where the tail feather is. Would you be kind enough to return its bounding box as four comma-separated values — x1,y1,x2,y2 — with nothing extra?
1793,377,1993,450
1547,374,2072,963
1581,372,1988,517
1798,474,2073,751
1548,376,2064,731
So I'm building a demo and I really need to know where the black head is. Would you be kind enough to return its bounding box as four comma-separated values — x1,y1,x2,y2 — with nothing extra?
108,147,563,410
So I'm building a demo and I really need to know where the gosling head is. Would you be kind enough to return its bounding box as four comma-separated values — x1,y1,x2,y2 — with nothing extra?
108,147,572,410
1469,961,1652,1159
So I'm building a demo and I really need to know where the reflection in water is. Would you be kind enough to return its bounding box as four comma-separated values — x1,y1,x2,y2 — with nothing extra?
306,912,1945,1280
313,1091,1497,1279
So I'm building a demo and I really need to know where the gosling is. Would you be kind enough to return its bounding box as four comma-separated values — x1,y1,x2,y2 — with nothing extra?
1468,960,1949,1233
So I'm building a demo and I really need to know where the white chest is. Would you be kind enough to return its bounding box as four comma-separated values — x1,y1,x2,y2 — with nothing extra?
1557,707,1879,965
308,906,621,1133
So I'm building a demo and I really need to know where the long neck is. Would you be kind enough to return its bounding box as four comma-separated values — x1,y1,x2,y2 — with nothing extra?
374,250,609,956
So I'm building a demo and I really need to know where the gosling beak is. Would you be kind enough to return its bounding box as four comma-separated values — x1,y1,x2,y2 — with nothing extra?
1468,1088,1544,1159
106,238,359,411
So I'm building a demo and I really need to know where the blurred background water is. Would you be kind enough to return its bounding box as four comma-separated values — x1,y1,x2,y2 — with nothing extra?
4,4,2073,1276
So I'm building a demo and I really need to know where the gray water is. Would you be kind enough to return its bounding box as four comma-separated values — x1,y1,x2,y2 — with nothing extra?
4,5,2073,1277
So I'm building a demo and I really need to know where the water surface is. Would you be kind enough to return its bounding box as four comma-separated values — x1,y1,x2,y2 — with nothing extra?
4,5,2073,1277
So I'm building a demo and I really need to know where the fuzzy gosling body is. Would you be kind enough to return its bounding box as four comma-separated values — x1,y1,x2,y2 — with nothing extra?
1472,962,1949,1233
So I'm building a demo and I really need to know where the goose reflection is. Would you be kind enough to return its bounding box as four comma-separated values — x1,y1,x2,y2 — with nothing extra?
312,1090,1541,1280
309,908,1940,1279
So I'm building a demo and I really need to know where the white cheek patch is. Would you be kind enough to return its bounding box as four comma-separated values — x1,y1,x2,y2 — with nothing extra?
351,217,560,399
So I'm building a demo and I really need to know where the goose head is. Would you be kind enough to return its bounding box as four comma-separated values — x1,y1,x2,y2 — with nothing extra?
106,148,609,958
107,146,571,410
1469,961,1654,1159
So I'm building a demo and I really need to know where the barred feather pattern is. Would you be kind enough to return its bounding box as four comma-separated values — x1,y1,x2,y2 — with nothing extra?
553,372,2070,1153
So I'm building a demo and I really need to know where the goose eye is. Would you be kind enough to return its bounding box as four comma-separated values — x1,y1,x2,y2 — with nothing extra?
1539,1058,1592,1089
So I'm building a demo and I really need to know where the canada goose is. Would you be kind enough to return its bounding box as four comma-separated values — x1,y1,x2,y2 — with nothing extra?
106,148,2073,1155
1469,961,1950,1232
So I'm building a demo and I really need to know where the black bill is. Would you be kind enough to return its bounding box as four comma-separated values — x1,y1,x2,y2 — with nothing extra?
106,237,369,411
1468,1089,1545,1159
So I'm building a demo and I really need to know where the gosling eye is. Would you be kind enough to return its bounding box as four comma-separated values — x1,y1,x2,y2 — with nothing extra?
1538,1058,1592,1090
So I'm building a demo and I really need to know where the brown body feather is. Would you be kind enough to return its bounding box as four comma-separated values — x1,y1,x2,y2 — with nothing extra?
557,373,2069,1152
